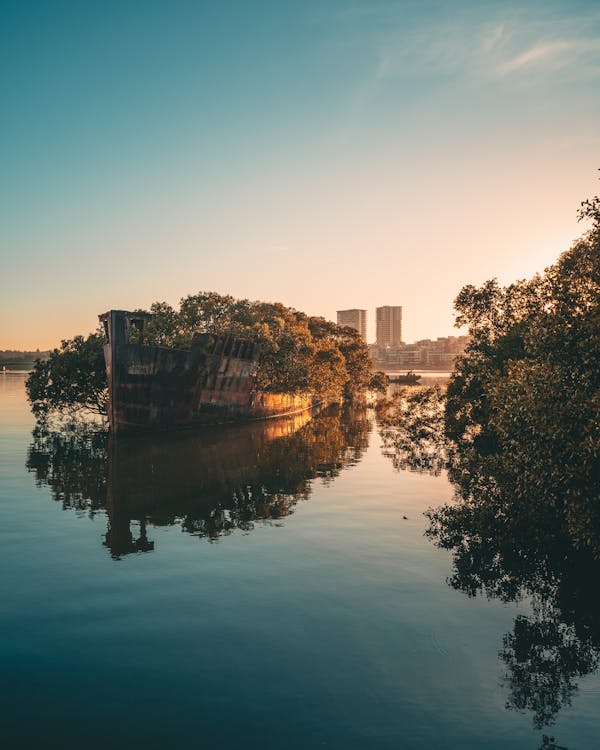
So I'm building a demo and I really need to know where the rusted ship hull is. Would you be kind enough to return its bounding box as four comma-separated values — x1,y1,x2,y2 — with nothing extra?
100,310,316,433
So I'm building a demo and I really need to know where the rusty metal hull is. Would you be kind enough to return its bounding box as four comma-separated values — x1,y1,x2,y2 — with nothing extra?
100,310,315,433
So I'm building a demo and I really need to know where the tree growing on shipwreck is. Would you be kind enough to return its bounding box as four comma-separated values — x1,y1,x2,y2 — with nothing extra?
26,292,386,423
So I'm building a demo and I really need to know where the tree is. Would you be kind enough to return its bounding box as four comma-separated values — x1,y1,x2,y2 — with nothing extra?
26,333,108,420
420,192,600,737
378,193,600,736
144,301,182,347
368,370,389,393
308,338,348,404
444,195,600,555
145,296,377,400
308,318,375,399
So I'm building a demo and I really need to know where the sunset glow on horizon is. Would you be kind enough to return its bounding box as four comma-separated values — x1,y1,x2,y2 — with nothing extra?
2,0,599,349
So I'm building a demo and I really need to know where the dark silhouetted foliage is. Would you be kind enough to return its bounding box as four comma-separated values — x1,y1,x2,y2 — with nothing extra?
445,195,600,557
26,333,108,420
378,193,600,741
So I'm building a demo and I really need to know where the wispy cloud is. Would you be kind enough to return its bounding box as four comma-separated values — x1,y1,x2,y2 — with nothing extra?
322,2,600,128
496,39,591,76
480,23,505,55
333,4,600,96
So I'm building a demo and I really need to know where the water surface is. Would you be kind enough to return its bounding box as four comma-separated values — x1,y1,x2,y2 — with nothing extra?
1,374,598,749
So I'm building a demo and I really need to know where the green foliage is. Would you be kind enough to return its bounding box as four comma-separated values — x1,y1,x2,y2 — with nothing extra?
445,196,600,556
26,333,108,420
143,293,375,401
144,301,183,346
246,302,314,395
368,370,389,393
308,318,374,399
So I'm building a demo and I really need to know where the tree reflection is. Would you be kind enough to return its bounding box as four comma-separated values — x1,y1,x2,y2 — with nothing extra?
428,443,600,736
377,387,447,475
27,425,108,512
501,610,599,730
26,406,371,558
378,388,600,739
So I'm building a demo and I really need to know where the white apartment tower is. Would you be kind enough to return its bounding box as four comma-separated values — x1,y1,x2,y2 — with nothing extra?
336,309,367,341
376,306,403,347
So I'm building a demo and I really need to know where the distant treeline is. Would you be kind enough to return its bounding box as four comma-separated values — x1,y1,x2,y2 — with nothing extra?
0,350,50,363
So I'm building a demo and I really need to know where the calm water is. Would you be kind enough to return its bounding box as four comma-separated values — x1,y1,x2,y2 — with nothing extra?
1,374,598,749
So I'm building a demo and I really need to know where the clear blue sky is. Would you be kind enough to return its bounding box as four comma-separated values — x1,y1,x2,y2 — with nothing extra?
2,0,599,348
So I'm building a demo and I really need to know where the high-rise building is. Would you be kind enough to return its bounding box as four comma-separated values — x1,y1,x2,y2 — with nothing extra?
336,309,367,341
376,306,403,347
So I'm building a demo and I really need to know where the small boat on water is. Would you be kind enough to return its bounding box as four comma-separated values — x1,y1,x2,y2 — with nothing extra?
389,371,422,385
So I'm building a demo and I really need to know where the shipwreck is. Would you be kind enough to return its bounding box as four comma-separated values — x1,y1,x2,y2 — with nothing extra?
99,309,317,433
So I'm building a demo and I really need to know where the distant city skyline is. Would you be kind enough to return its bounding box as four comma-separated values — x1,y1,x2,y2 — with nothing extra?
370,332,470,369
2,1,599,349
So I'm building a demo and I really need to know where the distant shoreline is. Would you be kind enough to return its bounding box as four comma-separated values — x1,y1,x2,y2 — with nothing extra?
1,363,36,373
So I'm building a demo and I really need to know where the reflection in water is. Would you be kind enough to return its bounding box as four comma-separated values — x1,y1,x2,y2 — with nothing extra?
428,454,600,735
27,406,371,558
378,390,600,741
377,387,447,476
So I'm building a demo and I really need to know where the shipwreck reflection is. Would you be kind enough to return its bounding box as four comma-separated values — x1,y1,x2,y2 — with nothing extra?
27,406,371,558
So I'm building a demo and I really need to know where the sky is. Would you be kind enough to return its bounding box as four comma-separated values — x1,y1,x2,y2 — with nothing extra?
1,0,599,349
